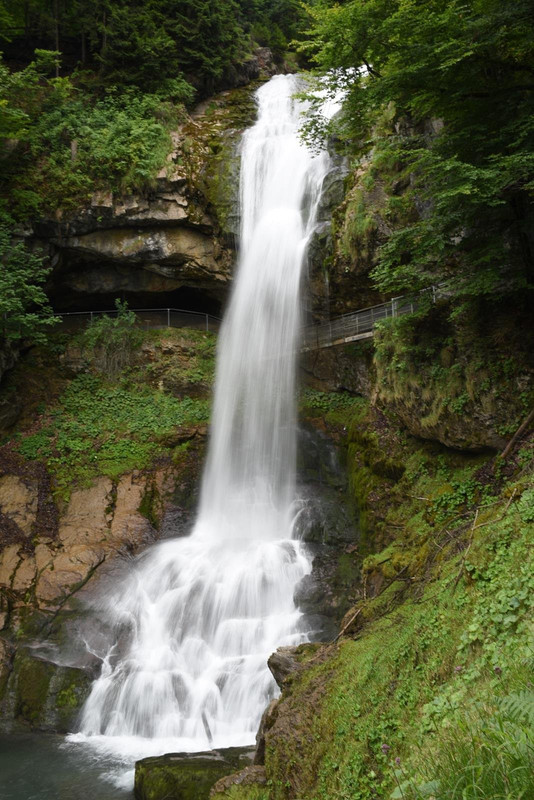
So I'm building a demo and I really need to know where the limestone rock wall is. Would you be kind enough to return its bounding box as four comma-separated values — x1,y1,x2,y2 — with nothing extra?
27,83,260,314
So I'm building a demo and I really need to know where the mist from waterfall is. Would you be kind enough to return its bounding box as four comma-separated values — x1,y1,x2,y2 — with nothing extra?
73,74,336,759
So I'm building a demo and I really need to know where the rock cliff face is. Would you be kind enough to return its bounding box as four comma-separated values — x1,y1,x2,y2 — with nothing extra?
303,143,533,453
0,326,213,728
27,82,262,315
0,463,200,628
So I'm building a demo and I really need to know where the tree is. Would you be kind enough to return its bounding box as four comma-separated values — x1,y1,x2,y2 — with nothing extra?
303,0,534,300
0,212,57,344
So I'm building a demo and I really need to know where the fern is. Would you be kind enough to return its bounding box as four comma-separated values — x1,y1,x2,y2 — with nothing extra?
498,689,534,728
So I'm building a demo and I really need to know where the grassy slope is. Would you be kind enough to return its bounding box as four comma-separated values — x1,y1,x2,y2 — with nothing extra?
0,327,216,503
213,389,534,800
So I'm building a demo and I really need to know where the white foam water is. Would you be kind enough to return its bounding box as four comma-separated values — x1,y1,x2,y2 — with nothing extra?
73,74,337,759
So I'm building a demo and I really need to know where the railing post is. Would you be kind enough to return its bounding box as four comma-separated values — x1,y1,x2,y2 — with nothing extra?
206,314,209,332
90,311,93,322
167,308,170,328
391,298,395,318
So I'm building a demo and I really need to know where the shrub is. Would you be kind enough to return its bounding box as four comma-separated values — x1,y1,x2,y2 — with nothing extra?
79,300,143,377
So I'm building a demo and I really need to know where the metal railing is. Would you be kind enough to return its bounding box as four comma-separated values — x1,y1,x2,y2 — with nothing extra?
301,286,439,351
55,307,221,333
54,286,438,350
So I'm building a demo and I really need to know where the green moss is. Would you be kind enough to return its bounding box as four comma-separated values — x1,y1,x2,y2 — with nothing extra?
300,388,367,428
138,482,160,529
12,650,53,725
56,685,78,709
372,309,534,445
339,186,377,263
135,754,238,800
263,474,534,800
182,84,258,235
54,668,91,731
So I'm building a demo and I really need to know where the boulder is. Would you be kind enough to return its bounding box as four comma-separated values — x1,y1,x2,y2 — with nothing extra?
134,748,254,800
267,646,302,688
2,647,91,731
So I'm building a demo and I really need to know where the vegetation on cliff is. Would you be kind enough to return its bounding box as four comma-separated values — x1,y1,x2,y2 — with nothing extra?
0,212,56,347
221,393,534,800
0,1,533,796
303,0,534,303
1,315,215,501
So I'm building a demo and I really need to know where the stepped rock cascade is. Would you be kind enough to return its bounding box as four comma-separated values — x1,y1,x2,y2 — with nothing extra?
75,74,336,758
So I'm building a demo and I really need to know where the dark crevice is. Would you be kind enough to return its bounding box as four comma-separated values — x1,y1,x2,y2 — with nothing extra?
49,286,223,316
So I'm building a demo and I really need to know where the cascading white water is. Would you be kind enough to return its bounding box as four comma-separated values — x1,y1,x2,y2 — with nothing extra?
75,74,335,759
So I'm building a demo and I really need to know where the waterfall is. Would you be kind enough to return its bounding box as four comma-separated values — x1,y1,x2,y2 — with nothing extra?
75,74,335,759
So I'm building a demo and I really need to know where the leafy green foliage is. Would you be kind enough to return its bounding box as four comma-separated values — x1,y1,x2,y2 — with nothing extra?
0,212,57,344
302,0,534,301
0,0,311,218
394,687,534,799
79,300,143,377
16,372,209,496
1,0,309,93
1,52,187,215
265,457,534,800
431,478,491,524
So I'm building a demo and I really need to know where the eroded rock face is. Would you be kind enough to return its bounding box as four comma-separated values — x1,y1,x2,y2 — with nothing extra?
0,476,38,537
0,463,195,630
300,342,374,397
40,187,232,311
0,457,204,729
0,647,91,732
30,83,261,314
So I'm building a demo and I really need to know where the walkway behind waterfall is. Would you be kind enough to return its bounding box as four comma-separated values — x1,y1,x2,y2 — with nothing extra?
56,288,438,351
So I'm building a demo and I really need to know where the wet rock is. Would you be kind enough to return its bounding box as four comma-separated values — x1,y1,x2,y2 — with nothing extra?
134,748,254,800
0,544,22,589
0,637,14,704
210,765,267,797
1,647,91,731
254,698,278,765
111,472,156,547
268,646,302,688
11,555,37,592
294,426,360,625
295,547,359,624
0,459,195,636
300,341,374,397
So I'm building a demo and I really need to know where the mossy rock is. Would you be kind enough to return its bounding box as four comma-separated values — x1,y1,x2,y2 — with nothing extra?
0,637,14,706
8,648,91,731
135,750,254,800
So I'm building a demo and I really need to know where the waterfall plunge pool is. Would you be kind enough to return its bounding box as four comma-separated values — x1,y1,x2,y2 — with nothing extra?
0,733,134,800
